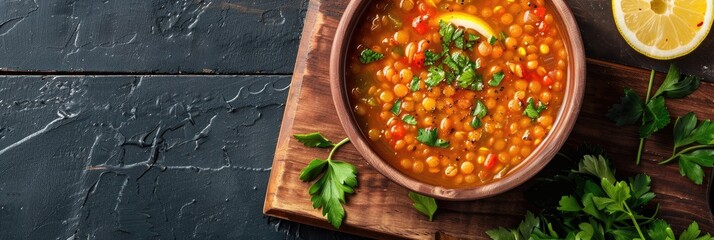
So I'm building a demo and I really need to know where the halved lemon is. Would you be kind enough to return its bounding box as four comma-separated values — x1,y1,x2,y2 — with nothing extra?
430,12,496,41
612,0,713,60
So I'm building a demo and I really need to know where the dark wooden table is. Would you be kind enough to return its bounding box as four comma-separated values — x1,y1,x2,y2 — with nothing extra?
0,0,711,239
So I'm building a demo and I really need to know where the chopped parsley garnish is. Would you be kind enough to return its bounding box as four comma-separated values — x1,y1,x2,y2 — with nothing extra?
402,115,417,125
523,98,547,120
391,99,402,115
473,99,488,118
465,34,479,50
489,35,498,45
456,67,483,91
424,50,442,66
359,48,383,64
294,133,357,229
439,20,456,46
488,71,505,87
425,66,446,87
417,128,449,148
423,21,490,91
409,76,421,91
471,99,488,128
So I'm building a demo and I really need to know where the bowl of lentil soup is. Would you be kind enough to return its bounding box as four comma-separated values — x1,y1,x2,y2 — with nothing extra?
330,0,584,200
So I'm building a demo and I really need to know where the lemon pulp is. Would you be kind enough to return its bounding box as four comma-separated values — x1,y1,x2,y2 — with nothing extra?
612,0,713,59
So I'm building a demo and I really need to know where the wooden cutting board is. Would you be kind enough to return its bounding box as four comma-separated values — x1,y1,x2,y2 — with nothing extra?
264,1,714,239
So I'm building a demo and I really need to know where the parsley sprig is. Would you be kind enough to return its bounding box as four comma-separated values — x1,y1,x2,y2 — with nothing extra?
294,132,358,229
488,148,713,239
659,112,714,184
607,64,701,164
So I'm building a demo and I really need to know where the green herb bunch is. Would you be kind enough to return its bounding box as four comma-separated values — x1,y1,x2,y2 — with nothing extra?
487,147,713,240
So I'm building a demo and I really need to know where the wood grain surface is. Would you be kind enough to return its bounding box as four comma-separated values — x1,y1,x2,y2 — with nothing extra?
264,0,714,239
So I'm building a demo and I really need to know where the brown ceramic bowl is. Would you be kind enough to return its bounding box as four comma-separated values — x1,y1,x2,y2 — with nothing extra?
330,0,585,200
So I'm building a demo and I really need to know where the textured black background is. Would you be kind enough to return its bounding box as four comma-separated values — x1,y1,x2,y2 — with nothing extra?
0,0,360,239
0,0,712,239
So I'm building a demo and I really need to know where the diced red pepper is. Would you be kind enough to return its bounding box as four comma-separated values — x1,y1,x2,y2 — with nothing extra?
390,122,406,140
412,16,429,35
412,51,426,68
533,6,546,19
484,153,497,170
541,75,554,86
527,72,540,82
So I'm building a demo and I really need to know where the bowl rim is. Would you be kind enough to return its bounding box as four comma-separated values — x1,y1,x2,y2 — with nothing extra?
330,0,586,200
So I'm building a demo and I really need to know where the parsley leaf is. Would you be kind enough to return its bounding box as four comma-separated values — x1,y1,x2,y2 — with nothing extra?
408,192,437,221
391,99,402,115
486,211,541,240
417,128,449,148
577,155,616,183
300,159,328,181
653,64,701,99
523,98,547,120
640,96,670,138
294,132,335,148
678,150,714,184
679,222,713,240
359,48,383,64
426,66,446,87
607,88,644,126
557,195,582,212
470,117,483,129
662,112,714,184
473,99,488,118
672,112,714,149
424,50,441,66
439,20,456,46
489,35,498,45
465,34,479,50
308,158,357,229
409,76,421,91
489,71,505,87
295,136,357,229
456,67,483,91
470,100,488,128
402,115,417,125
647,220,676,240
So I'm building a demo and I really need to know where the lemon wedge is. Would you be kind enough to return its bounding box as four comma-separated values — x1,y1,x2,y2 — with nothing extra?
431,12,496,41
612,0,713,60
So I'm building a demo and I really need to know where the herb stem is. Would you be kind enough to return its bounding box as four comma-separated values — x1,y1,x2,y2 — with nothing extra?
660,144,711,164
327,138,351,161
623,203,646,240
636,70,657,165
556,152,572,162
